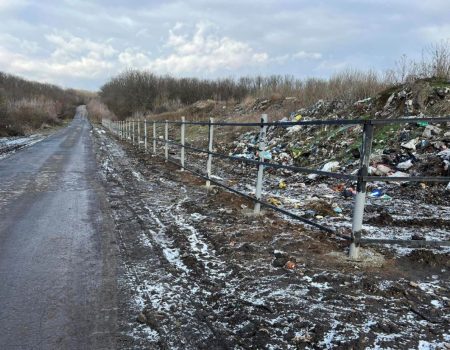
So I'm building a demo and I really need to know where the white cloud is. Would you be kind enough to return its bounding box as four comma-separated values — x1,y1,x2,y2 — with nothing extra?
45,33,117,60
145,22,269,74
0,0,448,89
293,51,323,60
0,33,117,85
0,23,270,86
0,33,40,54
0,0,28,11
118,48,151,67
416,25,450,42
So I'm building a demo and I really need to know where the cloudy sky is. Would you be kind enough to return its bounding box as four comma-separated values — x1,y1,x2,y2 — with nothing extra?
0,0,449,90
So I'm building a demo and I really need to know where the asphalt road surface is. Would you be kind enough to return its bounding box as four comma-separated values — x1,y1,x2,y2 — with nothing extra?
0,106,117,350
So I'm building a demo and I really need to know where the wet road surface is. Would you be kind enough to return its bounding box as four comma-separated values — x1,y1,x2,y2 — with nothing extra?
0,106,117,349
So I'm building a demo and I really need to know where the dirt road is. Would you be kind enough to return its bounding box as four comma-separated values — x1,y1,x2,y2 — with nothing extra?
0,106,117,349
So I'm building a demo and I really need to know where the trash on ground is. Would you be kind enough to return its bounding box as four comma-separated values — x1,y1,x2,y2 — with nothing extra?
268,197,282,206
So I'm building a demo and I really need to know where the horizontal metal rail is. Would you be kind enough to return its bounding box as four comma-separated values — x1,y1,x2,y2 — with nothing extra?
155,137,358,181
162,152,345,237
129,115,450,127
363,175,450,183
150,136,448,183
360,238,450,247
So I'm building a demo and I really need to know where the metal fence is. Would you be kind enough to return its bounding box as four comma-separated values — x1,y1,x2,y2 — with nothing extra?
102,115,450,259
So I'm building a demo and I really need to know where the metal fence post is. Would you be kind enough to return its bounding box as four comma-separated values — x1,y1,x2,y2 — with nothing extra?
144,119,147,151
254,114,268,214
153,121,156,154
180,116,185,170
206,118,214,187
137,120,141,148
165,120,169,161
350,122,374,259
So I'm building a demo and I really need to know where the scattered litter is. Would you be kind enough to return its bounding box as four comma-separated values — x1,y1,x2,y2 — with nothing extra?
397,159,414,170
342,187,356,198
422,125,442,138
321,161,340,172
401,138,418,151
268,197,282,206
380,194,393,201
260,150,272,160
333,206,343,214
438,149,450,160
389,171,410,178
375,164,392,175
287,125,302,134
369,189,384,198
284,260,296,270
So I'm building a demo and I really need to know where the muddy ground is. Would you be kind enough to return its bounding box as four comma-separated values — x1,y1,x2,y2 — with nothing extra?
93,127,449,349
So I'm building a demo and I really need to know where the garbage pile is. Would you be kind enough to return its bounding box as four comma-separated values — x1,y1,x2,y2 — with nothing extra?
229,79,450,190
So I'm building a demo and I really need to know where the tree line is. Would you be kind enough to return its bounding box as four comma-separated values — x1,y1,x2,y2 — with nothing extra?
99,40,450,120
99,69,391,120
0,72,84,136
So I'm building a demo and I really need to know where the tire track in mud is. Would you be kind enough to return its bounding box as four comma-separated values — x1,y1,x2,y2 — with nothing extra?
96,133,239,348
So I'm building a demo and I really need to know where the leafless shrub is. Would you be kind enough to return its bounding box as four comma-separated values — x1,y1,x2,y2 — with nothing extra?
386,39,450,84
0,72,83,135
100,70,388,119
86,99,116,123
1,97,63,135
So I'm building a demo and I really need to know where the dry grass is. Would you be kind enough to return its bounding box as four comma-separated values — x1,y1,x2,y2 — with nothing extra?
86,99,116,123
0,71,83,136
0,97,65,136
